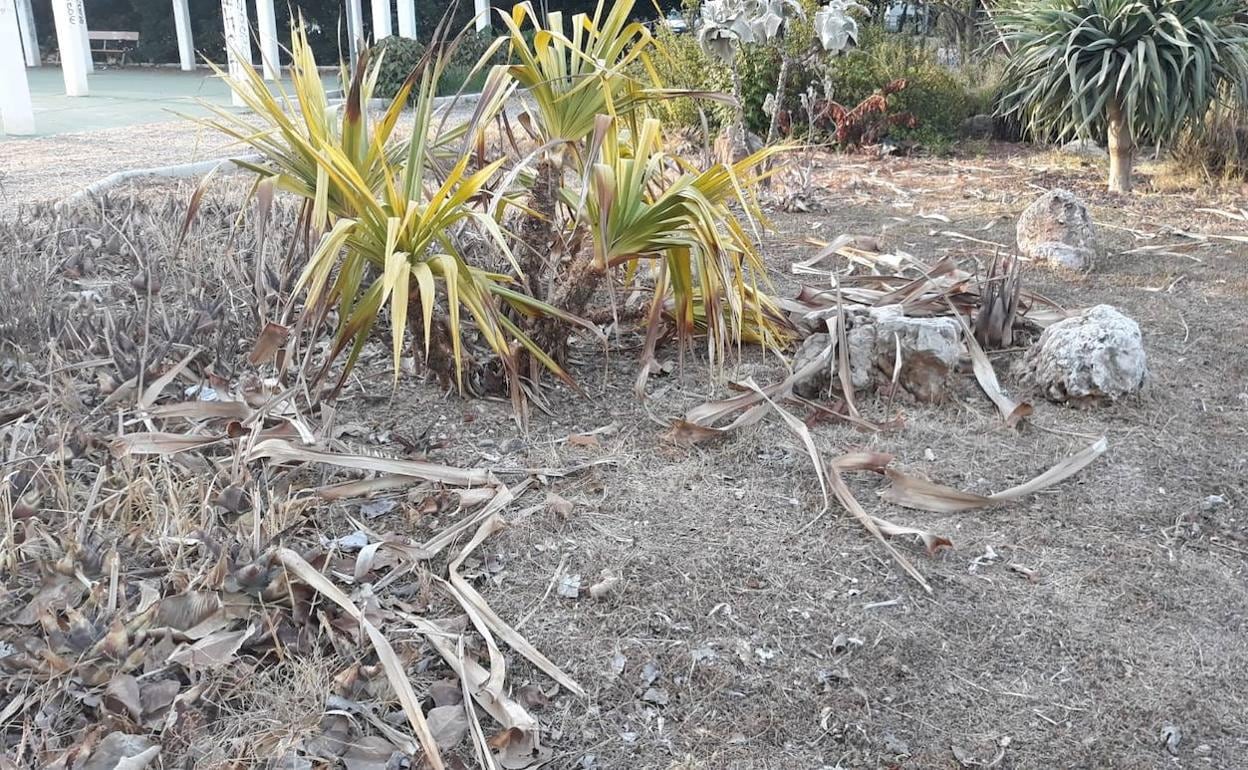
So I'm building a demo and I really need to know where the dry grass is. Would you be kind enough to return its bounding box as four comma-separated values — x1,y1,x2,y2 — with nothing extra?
2,141,1248,769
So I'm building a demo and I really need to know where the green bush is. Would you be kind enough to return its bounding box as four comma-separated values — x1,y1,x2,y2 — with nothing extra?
368,33,500,100
820,29,982,146
647,28,730,130
369,36,426,101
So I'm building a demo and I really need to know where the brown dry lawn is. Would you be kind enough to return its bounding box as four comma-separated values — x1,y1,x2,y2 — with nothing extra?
1,143,1246,769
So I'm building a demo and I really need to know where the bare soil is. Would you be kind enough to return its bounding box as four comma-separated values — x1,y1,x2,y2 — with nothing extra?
2,144,1247,770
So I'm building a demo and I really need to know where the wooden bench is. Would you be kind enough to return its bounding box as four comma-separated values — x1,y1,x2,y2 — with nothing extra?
88,31,140,64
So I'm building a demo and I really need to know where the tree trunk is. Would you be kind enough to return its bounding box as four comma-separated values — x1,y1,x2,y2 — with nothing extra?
515,155,560,299
766,54,791,145
1106,100,1134,193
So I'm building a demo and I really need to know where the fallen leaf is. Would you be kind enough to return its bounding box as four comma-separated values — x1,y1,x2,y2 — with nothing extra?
429,678,463,707
80,732,159,770
427,705,469,750
545,492,574,519
167,625,253,670
248,322,290,366
341,735,399,770
880,437,1109,512
589,570,621,600
104,675,142,721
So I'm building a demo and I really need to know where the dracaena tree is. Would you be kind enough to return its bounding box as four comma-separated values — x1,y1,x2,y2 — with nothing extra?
995,0,1248,193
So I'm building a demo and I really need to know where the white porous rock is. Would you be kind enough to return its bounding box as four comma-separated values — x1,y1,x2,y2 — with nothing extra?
1016,189,1097,270
1022,304,1147,404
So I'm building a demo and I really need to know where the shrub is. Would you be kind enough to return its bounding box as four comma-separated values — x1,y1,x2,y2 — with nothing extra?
369,35,426,101
819,30,976,146
648,27,729,129
1172,90,1248,181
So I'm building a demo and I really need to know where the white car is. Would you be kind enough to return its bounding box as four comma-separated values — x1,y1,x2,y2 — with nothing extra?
884,2,930,33
664,10,689,34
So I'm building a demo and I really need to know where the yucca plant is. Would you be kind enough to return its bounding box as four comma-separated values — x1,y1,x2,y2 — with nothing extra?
994,0,1248,192
497,0,792,370
574,115,789,363
200,1,792,410
199,24,579,398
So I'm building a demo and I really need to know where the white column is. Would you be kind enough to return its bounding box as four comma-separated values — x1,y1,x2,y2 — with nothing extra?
15,0,37,67
345,0,364,66
221,0,251,107
370,0,391,41
50,0,89,96
78,3,93,72
171,0,194,71
396,0,416,39
1,0,36,134
254,0,280,80
475,0,490,32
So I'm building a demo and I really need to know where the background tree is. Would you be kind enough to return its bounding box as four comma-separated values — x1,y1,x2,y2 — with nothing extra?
994,0,1248,193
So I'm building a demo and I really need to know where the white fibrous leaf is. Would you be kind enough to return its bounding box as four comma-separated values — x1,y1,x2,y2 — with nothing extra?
815,1,864,53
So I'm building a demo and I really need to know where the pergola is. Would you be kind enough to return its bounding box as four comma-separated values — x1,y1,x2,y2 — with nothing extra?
0,0,491,135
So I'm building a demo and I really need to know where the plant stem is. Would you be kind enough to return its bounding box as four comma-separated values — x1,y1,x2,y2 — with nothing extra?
1106,99,1134,193
730,56,746,158
767,53,791,145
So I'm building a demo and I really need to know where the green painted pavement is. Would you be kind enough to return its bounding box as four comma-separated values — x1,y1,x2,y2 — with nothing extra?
3,66,337,138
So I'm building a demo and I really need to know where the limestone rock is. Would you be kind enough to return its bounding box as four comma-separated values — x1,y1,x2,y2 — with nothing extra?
1016,189,1097,270
960,114,994,139
791,307,960,402
791,332,833,399
1060,138,1109,159
1021,304,1147,404
854,305,961,402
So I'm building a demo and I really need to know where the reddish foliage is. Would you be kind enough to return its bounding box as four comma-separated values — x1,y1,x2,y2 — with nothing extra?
803,79,918,149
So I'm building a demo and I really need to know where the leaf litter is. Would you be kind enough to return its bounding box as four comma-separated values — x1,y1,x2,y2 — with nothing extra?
0,360,600,768
671,246,1108,591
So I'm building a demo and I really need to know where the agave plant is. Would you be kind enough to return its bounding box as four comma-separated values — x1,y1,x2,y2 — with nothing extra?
994,0,1248,192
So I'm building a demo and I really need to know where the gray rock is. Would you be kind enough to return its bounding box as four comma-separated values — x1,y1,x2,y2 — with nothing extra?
791,332,833,399
1016,189,1097,270
1021,305,1147,404
857,306,961,402
1061,138,1109,158
791,307,961,402
960,113,994,139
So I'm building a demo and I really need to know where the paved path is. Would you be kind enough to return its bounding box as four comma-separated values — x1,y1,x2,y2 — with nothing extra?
0,67,502,215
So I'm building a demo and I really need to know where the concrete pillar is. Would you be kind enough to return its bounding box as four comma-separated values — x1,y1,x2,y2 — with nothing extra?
78,3,93,72
370,0,391,41
220,0,251,107
171,0,194,71
396,0,416,39
15,0,37,67
1,0,36,134
345,0,364,66
254,0,280,80
475,0,490,32
50,0,89,96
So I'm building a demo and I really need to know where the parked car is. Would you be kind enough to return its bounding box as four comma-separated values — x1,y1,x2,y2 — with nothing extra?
884,2,930,33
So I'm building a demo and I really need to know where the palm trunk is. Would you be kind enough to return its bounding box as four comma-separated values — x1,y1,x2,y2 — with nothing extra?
766,54,791,145
1106,99,1134,193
